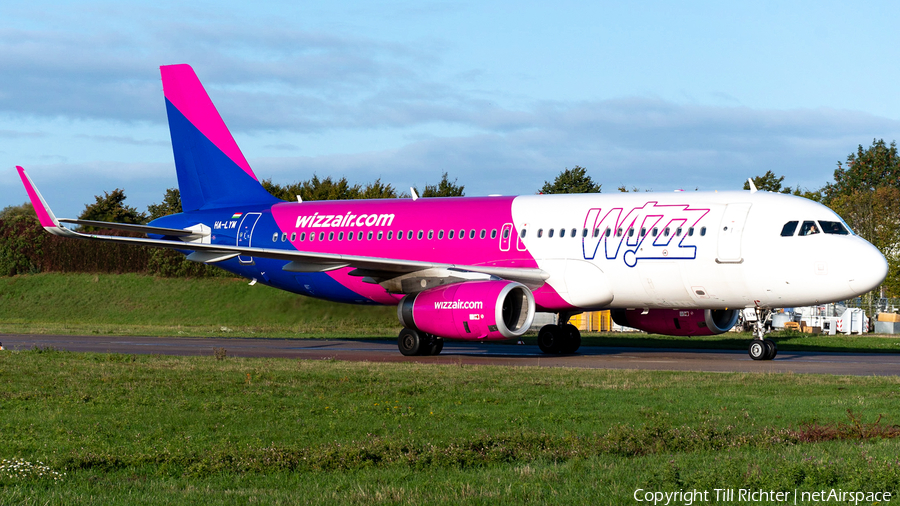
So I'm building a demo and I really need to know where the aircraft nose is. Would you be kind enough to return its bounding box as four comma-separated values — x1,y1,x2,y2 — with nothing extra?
848,240,888,295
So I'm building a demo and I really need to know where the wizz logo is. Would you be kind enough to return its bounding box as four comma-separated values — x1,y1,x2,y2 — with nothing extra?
582,202,709,267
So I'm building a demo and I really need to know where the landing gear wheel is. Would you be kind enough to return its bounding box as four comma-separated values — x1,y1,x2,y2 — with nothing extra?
424,337,444,356
538,324,563,354
748,340,766,361
561,324,582,354
763,338,777,360
398,328,424,356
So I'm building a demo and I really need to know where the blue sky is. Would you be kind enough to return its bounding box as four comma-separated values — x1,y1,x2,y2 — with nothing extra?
2,1,900,218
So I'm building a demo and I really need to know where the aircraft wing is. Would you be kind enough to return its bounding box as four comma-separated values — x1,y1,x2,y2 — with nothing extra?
17,167,548,288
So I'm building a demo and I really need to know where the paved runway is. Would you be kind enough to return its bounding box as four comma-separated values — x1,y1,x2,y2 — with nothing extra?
2,334,899,376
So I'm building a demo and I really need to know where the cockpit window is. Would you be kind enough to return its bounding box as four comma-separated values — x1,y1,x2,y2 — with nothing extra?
798,220,819,236
780,221,798,237
819,220,850,235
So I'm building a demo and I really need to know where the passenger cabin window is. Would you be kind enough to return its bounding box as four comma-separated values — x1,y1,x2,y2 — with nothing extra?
449,230,455,239
781,221,798,237
548,229,555,238
407,231,414,240
520,229,527,238
480,229,486,239
469,229,476,239
537,228,543,238
428,230,434,240
558,228,565,238
570,228,576,238
700,227,706,236
605,228,611,237
438,230,444,239
799,221,819,236
819,221,850,235
291,233,296,241
366,231,373,240
358,231,364,240
417,230,424,240
387,231,392,240
377,231,383,240
329,232,335,241
593,228,600,238
491,229,497,239
281,233,287,242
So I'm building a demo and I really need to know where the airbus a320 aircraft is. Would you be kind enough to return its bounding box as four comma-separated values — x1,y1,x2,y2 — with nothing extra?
17,64,888,360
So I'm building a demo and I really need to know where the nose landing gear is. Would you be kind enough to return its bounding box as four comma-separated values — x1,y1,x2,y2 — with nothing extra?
748,306,777,360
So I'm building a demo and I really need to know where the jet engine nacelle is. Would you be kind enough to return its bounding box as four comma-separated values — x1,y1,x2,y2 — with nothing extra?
397,280,535,340
610,308,739,336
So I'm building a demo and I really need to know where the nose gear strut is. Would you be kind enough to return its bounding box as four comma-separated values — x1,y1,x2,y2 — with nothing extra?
748,304,776,360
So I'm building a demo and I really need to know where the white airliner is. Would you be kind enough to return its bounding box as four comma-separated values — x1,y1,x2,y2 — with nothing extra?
16,64,889,360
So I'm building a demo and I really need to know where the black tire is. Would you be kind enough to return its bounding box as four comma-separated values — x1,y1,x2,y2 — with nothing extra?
425,337,444,356
398,328,423,356
562,323,582,354
748,340,766,360
538,324,562,354
763,338,777,360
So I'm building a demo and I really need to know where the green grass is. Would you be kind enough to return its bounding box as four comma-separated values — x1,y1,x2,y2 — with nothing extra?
2,349,900,503
0,273,398,337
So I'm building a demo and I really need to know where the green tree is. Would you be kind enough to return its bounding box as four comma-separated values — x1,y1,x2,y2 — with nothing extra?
359,179,398,199
823,139,900,202
415,172,465,197
78,189,147,227
742,170,792,193
263,175,372,201
540,166,601,194
147,188,183,221
821,139,900,300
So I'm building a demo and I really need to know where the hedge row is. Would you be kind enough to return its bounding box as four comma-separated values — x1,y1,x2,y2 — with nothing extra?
0,212,225,278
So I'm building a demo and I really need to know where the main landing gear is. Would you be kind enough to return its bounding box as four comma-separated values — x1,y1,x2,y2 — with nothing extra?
398,328,444,356
537,314,582,354
748,306,777,361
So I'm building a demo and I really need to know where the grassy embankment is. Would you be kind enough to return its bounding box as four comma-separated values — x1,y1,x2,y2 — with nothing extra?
3,273,900,354
2,349,900,504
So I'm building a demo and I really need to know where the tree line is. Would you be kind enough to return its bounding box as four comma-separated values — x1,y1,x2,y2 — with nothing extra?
2,140,898,298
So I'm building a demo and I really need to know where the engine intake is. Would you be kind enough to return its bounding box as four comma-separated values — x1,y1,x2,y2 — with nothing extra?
398,280,535,340
610,308,739,336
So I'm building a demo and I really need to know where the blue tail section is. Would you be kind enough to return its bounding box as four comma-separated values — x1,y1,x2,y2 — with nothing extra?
161,64,278,211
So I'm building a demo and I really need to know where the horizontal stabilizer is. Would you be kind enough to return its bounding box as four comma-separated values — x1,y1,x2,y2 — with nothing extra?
186,251,239,263
58,219,204,237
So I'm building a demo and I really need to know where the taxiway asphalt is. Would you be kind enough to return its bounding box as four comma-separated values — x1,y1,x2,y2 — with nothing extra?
2,334,898,376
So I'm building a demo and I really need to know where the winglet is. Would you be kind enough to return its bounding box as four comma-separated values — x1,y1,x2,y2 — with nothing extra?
15,167,77,237
747,178,758,193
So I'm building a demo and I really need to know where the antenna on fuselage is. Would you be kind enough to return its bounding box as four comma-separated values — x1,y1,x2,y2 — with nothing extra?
296,195,302,202
410,187,419,201
747,178,758,193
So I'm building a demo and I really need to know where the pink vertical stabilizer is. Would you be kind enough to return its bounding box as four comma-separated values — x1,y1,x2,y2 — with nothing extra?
160,64,257,181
